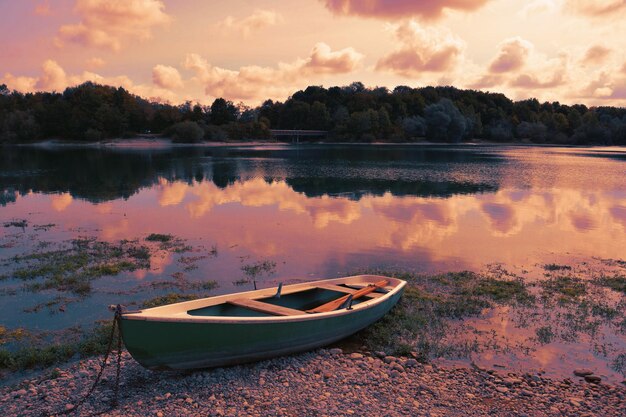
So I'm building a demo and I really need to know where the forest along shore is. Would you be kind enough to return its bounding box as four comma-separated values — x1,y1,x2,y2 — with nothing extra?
1,348,624,417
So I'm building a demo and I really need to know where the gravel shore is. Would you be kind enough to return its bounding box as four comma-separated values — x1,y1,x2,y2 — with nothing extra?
1,349,624,417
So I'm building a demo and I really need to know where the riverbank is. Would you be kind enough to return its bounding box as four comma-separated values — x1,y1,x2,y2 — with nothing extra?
1,242,625,383
12,137,623,150
2,348,624,417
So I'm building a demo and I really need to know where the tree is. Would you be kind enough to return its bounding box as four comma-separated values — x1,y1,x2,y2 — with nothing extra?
308,101,331,129
1,110,41,142
424,99,467,142
403,116,426,138
168,121,204,143
517,122,547,143
210,98,238,125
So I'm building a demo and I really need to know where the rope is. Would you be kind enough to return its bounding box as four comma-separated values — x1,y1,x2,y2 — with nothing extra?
44,305,124,416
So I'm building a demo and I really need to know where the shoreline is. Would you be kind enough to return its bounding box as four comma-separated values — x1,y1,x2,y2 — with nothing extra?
7,137,626,150
2,348,624,416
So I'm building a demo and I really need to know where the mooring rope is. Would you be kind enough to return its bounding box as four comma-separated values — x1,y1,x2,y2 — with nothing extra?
44,304,123,417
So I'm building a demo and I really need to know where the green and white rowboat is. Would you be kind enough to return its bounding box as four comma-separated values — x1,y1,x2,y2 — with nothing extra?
119,275,406,370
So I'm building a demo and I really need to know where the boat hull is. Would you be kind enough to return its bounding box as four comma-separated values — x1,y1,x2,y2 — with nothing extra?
120,285,403,370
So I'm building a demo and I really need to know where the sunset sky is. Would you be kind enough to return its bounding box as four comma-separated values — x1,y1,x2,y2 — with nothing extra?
1,0,625,107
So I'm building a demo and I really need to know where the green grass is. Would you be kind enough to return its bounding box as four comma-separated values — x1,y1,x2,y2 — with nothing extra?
468,278,534,304
141,293,200,308
196,280,218,291
535,326,555,344
353,271,516,358
596,274,626,294
541,276,586,299
0,326,29,345
241,260,277,279
0,321,116,371
430,270,479,286
425,270,533,304
543,263,572,271
3,219,28,228
145,233,173,242
2,239,152,294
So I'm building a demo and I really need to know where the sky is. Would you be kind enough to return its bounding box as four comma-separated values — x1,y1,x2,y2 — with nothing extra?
1,0,625,107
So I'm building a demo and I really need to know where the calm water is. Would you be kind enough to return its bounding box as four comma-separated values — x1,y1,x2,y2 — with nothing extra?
1,143,625,378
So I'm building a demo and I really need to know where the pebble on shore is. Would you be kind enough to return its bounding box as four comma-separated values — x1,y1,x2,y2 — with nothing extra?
0,350,624,417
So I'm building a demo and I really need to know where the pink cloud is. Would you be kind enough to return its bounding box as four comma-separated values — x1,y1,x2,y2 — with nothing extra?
1,59,178,103
609,81,626,99
510,71,565,89
152,64,183,89
581,45,611,66
217,10,283,37
519,0,558,18
481,202,517,235
305,42,364,73
575,72,616,99
35,60,68,91
565,0,626,17
488,37,532,73
34,0,52,16
467,74,504,89
0,73,37,92
375,22,463,76
56,0,170,51
185,42,363,101
321,0,491,20
85,57,106,70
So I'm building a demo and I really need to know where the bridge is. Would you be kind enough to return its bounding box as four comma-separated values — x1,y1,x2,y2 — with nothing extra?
269,129,328,143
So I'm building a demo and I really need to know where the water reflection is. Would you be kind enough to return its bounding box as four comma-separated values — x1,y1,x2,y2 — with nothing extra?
0,145,504,204
2,145,626,270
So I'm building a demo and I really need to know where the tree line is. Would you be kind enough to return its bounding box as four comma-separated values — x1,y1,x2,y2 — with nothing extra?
1,81,624,145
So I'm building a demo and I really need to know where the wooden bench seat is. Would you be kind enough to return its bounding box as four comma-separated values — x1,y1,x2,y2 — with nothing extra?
228,298,304,316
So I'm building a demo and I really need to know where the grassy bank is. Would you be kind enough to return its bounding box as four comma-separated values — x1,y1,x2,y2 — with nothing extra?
2,263,624,379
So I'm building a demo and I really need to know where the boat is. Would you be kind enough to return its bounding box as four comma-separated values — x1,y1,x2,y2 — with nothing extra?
119,274,406,370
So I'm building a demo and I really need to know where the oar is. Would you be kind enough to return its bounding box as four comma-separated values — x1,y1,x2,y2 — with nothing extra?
307,279,389,313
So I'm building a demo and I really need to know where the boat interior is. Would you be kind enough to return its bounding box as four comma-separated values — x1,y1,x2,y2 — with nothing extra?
187,281,391,318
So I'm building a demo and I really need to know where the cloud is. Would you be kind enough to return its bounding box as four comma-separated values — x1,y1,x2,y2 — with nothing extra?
36,60,68,91
519,0,558,17
185,42,363,101
467,74,504,89
305,42,364,73
51,193,72,212
565,0,626,17
375,21,464,77
1,59,178,103
34,0,52,16
488,37,533,73
575,72,626,100
56,0,170,51
467,39,570,98
581,45,612,66
0,74,37,92
320,0,491,20
510,71,565,89
152,64,183,89
217,10,283,37
85,57,106,70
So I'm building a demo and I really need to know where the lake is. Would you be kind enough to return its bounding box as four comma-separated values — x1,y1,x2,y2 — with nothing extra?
1,143,625,379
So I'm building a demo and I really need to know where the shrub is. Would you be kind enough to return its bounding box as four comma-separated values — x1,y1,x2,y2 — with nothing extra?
168,121,204,143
